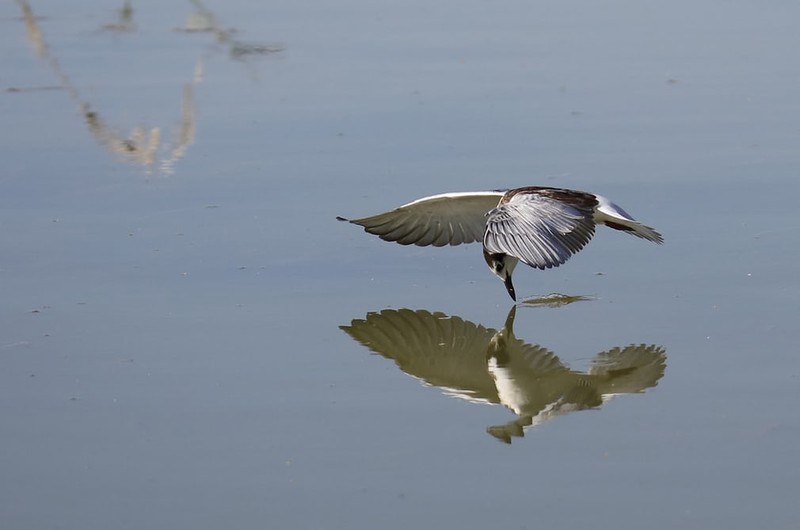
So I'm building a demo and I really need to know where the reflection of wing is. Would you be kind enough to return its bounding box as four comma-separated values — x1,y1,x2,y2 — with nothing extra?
589,344,667,394
511,343,567,375
340,309,500,404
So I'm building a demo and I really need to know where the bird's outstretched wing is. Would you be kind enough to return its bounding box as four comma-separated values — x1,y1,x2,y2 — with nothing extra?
483,190,597,269
338,191,504,247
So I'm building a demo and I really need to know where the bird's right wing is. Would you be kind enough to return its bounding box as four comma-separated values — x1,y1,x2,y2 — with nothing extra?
484,190,597,269
339,191,504,247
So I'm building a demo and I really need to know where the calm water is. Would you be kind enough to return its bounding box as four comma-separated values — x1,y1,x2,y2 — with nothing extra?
2,1,799,529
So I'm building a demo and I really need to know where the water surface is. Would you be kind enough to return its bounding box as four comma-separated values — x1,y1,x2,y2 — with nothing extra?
1,1,798,529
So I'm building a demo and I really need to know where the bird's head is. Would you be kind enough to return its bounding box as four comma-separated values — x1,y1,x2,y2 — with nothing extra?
483,251,519,301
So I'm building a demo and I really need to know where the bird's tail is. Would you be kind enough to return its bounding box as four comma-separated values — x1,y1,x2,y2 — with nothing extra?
593,195,663,244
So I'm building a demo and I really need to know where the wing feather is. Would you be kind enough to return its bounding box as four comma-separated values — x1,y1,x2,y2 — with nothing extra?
484,192,597,269
593,194,664,244
340,191,504,247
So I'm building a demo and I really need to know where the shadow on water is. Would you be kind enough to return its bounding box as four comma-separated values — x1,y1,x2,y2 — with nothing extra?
341,305,666,444
11,0,282,175
518,293,595,307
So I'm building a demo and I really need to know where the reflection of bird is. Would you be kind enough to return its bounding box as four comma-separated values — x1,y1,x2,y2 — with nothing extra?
341,307,666,443
338,187,662,300
484,308,666,442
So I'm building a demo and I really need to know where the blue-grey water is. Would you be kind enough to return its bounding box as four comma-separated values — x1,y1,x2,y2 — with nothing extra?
2,1,798,529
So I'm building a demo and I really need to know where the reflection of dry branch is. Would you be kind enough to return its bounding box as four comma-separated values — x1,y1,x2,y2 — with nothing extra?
160,71,199,175
178,0,230,39
177,0,284,61
15,0,197,176
101,0,137,33
82,105,160,167
17,0,46,58
15,0,282,174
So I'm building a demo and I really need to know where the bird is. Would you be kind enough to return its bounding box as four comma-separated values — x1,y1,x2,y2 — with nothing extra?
337,186,663,300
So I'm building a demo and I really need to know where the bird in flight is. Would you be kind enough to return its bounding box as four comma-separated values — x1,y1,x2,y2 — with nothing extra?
338,186,663,300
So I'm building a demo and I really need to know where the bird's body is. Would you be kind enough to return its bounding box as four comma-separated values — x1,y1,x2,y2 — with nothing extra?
338,186,663,300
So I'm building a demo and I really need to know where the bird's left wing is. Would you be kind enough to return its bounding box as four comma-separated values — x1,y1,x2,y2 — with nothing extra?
484,190,597,269
339,191,504,247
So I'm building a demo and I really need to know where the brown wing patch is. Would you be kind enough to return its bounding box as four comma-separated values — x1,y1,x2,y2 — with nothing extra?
501,187,598,210
603,220,634,232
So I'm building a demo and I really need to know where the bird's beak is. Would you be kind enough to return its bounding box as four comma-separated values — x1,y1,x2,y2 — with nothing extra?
504,275,516,301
